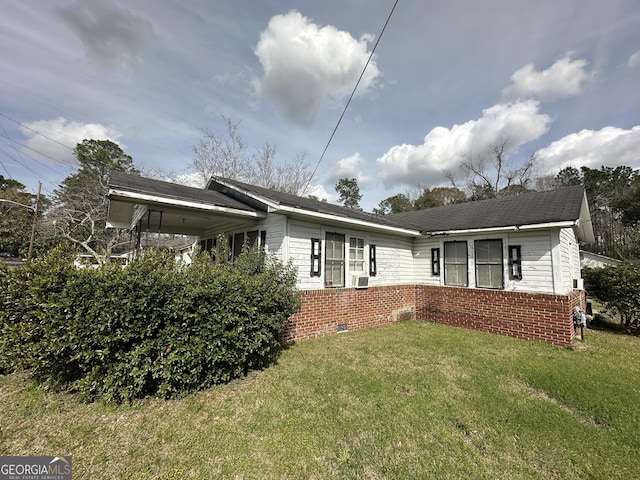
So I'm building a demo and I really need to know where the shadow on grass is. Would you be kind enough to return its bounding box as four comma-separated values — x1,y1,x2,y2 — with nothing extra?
588,314,640,337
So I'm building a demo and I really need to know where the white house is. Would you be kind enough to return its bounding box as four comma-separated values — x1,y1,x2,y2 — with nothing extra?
107,172,595,346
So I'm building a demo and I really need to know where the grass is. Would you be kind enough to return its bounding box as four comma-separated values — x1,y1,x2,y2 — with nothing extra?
1,321,639,479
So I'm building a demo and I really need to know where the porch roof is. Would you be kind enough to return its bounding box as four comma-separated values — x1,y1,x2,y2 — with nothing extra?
107,172,266,236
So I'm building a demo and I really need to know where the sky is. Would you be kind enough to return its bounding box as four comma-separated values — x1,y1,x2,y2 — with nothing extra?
1,0,639,211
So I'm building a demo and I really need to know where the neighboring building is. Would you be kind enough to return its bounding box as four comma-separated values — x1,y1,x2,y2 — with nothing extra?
580,250,620,269
107,172,594,346
0,253,25,269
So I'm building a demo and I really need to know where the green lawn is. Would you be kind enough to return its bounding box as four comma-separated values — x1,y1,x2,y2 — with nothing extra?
1,321,639,479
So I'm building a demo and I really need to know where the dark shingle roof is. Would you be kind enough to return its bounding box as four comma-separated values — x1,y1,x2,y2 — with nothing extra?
209,176,405,228
386,185,586,233
109,171,257,212
110,172,587,235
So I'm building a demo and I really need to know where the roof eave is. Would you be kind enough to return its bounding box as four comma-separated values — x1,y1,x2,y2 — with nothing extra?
275,204,419,236
422,221,579,237
211,177,419,235
107,188,266,219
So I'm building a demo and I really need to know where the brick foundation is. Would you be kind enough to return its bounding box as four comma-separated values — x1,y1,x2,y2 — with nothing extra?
415,286,585,347
285,285,415,341
286,285,585,347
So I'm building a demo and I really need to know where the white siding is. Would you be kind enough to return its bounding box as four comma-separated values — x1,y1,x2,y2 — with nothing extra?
368,233,414,286
260,214,287,259
506,231,554,293
287,219,414,290
412,230,557,294
559,227,580,294
288,219,324,290
413,237,441,285
198,211,573,296
197,214,287,261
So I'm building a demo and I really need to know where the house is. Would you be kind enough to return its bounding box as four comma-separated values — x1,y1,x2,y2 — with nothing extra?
107,171,594,346
580,250,620,269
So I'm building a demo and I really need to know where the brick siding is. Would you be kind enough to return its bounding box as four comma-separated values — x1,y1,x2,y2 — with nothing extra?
285,285,415,341
285,285,585,347
415,286,585,347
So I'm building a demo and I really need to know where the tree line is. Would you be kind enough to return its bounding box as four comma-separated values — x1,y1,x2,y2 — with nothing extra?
1,123,639,263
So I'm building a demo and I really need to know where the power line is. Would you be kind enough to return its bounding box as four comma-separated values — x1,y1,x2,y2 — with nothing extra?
299,0,399,202
0,157,11,177
0,134,72,168
0,77,188,160
0,120,70,181
0,112,75,152
0,145,63,189
0,114,75,189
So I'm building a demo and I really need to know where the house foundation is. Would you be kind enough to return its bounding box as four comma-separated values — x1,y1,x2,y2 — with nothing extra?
286,285,585,347
285,285,416,341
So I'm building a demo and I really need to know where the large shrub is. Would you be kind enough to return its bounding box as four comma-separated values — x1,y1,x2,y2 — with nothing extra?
0,247,300,402
583,262,640,327
0,245,77,374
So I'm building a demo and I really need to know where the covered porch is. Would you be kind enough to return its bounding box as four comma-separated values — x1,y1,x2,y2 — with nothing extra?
107,171,266,250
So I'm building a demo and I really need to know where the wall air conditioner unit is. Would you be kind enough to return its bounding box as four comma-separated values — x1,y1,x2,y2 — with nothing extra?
352,275,369,289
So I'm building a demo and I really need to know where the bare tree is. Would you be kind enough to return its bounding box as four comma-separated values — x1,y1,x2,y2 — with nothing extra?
255,146,310,195
190,116,311,195
50,140,138,264
445,138,541,200
191,117,250,185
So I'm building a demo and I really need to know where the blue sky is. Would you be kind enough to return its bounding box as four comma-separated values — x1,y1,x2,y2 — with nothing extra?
1,0,639,210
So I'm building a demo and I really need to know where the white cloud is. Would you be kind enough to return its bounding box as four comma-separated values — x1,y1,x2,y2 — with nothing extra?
173,172,205,188
305,183,338,203
502,55,592,102
20,117,123,165
326,153,372,186
376,100,551,189
538,125,640,172
56,0,155,69
253,10,380,127
629,49,640,69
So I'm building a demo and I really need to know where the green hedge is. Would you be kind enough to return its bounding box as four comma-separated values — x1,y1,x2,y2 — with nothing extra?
0,247,300,402
583,262,640,327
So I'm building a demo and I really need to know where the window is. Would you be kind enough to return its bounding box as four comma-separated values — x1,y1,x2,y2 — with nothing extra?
349,237,365,274
260,230,267,251
475,239,503,289
310,238,321,277
369,244,377,277
325,233,345,287
508,245,522,280
233,232,245,259
431,248,440,276
247,230,259,249
444,241,468,286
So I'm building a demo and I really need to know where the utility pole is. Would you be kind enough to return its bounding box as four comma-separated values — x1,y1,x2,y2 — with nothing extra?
27,182,41,261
